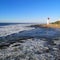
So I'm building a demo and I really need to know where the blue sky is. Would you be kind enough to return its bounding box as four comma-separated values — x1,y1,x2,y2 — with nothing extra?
0,0,60,23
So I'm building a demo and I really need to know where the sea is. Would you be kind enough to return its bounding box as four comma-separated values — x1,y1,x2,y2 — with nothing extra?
0,23,60,60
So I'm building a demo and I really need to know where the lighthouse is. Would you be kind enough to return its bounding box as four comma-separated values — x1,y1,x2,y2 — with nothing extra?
47,17,50,25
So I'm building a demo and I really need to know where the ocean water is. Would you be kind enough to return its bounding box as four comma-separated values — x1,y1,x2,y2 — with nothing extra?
0,23,31,26
0,23,60,60
0,23,35,37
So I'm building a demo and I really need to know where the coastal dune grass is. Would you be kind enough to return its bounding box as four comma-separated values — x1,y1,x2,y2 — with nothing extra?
44,21,60,28
41,24,60,28
31,21,60,28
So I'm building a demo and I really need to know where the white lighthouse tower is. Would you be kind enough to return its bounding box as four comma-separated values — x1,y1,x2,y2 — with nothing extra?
47,17,50,25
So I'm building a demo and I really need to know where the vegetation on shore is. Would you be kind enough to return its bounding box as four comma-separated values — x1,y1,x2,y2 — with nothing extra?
52,21,60,24
47,21,60,28
31,21,60,28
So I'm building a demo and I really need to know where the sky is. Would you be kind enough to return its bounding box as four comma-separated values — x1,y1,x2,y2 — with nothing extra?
0,0,60,23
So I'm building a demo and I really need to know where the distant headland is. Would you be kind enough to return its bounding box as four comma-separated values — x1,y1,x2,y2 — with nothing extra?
30,20,60,28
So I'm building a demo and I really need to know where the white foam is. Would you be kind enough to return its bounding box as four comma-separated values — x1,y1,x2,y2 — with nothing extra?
0,38,58,60
0,24,34,37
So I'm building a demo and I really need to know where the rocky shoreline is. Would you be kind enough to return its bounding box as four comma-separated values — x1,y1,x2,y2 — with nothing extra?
0,37,60,60
30,24,60,29
0,24,60,60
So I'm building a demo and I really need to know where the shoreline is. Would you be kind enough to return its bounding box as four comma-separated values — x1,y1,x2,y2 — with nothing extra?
30,24,60,28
